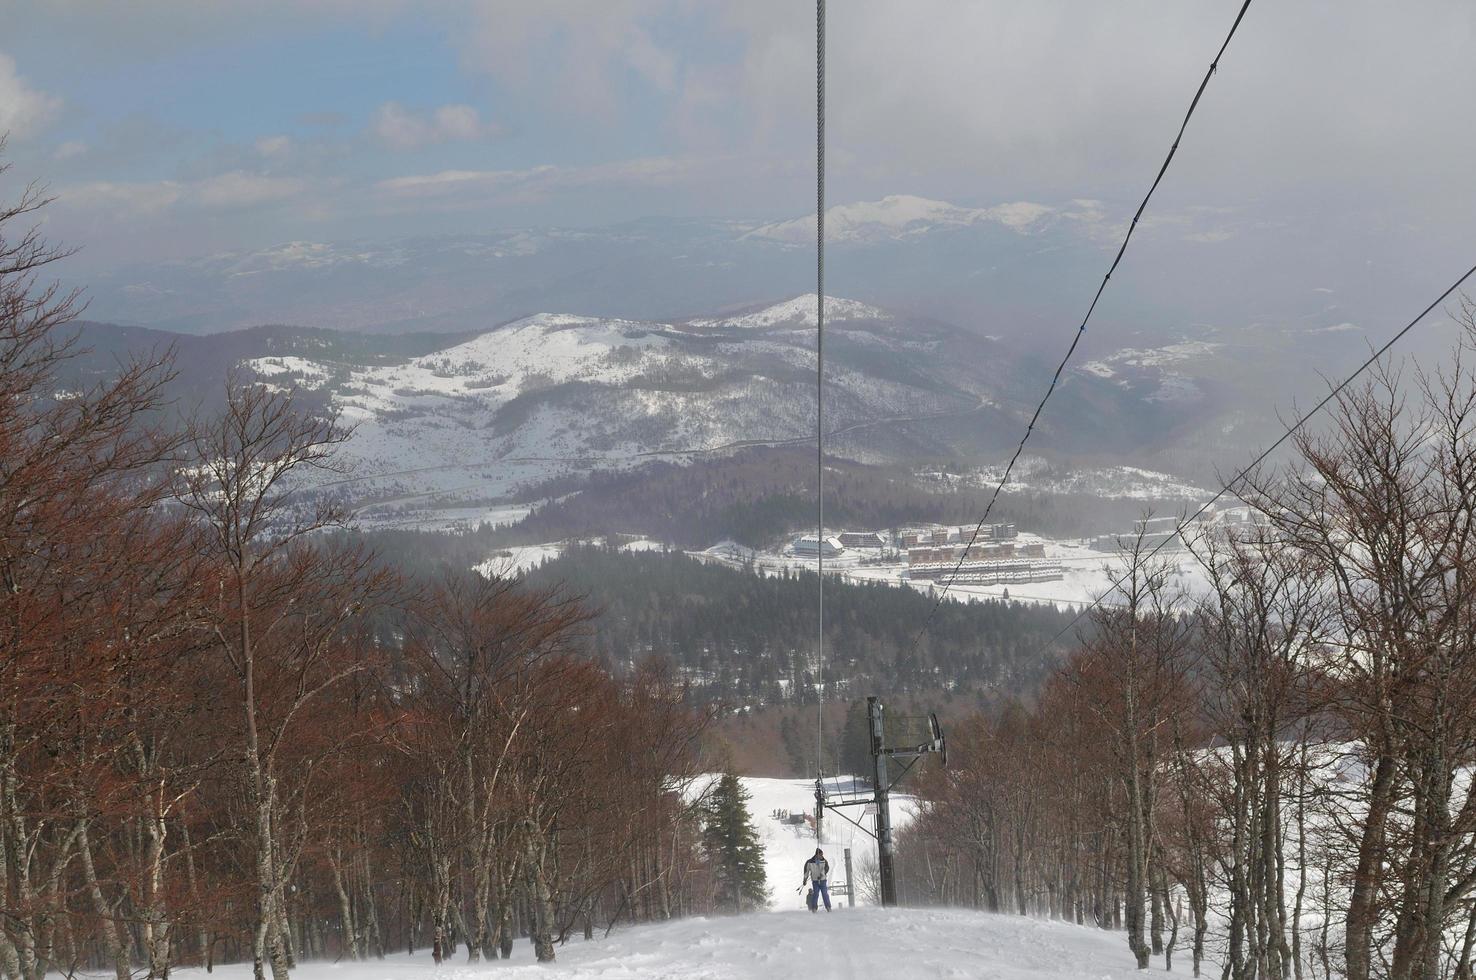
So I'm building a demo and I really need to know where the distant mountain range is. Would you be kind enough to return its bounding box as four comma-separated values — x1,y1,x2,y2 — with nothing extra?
61,290,1371,528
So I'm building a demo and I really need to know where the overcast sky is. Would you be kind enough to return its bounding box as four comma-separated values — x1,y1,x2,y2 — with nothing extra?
0,0,1472,279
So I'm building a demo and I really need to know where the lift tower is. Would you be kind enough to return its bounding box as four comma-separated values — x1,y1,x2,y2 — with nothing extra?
868,697,897,905
814,697,946,907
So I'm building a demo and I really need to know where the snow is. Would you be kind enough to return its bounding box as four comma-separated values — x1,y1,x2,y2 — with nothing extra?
162,770,1172,976
244,355,333,385
158,909,1172,979
726,776,913,911
1145,375,1202,403
689,294,890,329
934,541,1212,611
472,537,667,577
138,775,1170,978
1080,340,1222,379
250,293,954,523
351,503,531,533
921,461,1212,501
475,543,563,578
692,529,1219,614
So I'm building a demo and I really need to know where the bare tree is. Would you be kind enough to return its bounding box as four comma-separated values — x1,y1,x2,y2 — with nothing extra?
1244,306,1476,980
1078,523,1192,969
0,147,183,980
177,378,395,980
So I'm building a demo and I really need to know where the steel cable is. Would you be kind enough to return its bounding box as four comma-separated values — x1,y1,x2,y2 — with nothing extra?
906,0,1255,653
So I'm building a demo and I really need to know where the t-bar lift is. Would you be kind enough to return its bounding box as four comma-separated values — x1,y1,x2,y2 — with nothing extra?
814,696,946,906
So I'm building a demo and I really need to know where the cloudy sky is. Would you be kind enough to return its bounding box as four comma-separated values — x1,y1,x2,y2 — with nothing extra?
0,0,1472,282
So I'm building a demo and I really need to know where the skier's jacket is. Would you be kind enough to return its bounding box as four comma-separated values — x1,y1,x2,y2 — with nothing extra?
803,856,830,883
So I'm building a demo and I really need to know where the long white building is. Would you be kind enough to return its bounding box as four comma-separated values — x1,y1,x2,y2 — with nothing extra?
792,535,845,558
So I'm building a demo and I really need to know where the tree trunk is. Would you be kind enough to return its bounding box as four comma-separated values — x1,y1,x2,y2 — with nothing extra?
522,823,556,963
142,800,172,980
1346,754,1397,980
330,855,358,960
77,820,131,980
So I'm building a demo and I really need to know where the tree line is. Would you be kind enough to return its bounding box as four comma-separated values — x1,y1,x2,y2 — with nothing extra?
894,313,1476,980
0,165,743,978
521,544,1079,705
491,445,1181,550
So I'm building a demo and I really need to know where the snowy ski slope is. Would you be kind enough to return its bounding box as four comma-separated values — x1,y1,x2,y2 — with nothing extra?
154,777,1159,978
162,910,1159,979
735,775,912,909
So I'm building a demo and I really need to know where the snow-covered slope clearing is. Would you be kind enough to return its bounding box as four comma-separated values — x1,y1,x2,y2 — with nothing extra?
733,775,914,909
166,909,1166,979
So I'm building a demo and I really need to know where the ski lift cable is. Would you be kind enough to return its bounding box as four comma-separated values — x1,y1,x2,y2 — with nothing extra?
1029,259,1476,658
904,0,1255,653
815,0,827,792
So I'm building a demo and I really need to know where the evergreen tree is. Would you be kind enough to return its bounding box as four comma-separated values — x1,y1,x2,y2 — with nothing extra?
701,773,769,912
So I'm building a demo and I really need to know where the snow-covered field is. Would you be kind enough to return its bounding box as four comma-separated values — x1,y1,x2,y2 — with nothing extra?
351,502,532,533
690,535,1215,613
932,538,1213,611
476,531,1217,612
920,459,1212,501
474,537,666,578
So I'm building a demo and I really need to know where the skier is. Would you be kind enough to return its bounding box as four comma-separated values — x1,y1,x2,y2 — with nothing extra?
802,848,831,912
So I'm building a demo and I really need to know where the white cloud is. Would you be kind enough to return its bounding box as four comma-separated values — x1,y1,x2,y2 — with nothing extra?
193,171,306,207
60,180,184,216
0,53,62,138
371,102,499,150
53,140,88,160
448,0,1476,222
374,156,690,202
430,105,479,141
14,1,1476,287
60,171,308,215
460,1,678,116
255,134,292,157
375,166,553,196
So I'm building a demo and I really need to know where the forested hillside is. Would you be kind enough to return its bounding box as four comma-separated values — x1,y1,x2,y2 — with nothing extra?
500,447,1170,549
522,545,1078,705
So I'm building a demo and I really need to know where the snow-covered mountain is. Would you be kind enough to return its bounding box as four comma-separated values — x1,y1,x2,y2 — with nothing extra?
237,296,1030,505
64,289,1374,522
